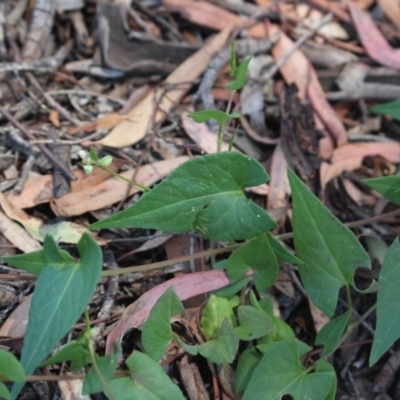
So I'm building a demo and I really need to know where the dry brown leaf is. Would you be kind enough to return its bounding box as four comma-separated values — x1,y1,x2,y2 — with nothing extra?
69,113,133,135
98,26,233,148
162,0,266,38
49,109,60,128
320,141,400,189
0,193,89,244
268,24,346,152
8,159,126,209
274,264,295,299
0,211,41,253
308,298,330,332
52,156,189,217
349,2,400,70
306,0,351,22
378,0,400,27
58,379,89,400
267,142,290,211
0,295,31,338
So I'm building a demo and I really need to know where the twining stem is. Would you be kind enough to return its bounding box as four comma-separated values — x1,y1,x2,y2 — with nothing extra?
97,165,151,192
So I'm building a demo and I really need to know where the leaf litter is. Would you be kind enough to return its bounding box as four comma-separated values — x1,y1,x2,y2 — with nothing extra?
1,0,400,399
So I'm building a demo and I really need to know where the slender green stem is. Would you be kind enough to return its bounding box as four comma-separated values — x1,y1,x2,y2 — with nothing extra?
337,303,376,349
345,284,353,311
216,123,223,153
85,310,117,400
97,165,151,192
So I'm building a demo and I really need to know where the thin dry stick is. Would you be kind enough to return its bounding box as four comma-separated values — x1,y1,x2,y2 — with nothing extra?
26,72,83,127
0,104,76,181
1,209,399,282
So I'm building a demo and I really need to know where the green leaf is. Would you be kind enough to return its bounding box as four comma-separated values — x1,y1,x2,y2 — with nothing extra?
0,350,25,382
315,310,351,356
235,345,262,393
90,153,276,241
187,110,240,125
82,350,119,396
212,276,252,298
288,170,371,317
0,235,74,276
370,99,400,121
108,351,184,400
142,287,185,361
0,383,11,400
257,315,295,346
11,233,102,399
363,175,400,206
227,233,278,291
244,339,335,400
39,339,91,371
227,58,251,91
89,146,99,161
201,295,236,340
197,319,239,364
267,233,303,265
370,238,400,365
315,360,337,400
235,306,273,341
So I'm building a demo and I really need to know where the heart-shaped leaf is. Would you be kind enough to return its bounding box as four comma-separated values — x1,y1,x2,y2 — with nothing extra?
11,234,102,399
142,287,185,361
363,175,400,205
243,339,336,400
370,238,400,365
108,351,184,400
227,233,278,291
91,153,276,241
288,170,371,317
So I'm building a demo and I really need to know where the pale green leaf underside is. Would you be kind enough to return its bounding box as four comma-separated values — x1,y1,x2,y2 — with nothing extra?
288,170,371,317
370,238,400,366
91,153,276,241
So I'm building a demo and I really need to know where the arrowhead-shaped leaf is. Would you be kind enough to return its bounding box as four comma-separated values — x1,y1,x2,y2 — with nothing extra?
288,170,371,317
142,287,185,361
227,233,278,291
315,310,351,356
370,238,400,365
108,351,185,400
187,110,240,125
90,153,276,241
363,175,400,206
11,234,102,399
243,339,336,400
1,235,75,276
